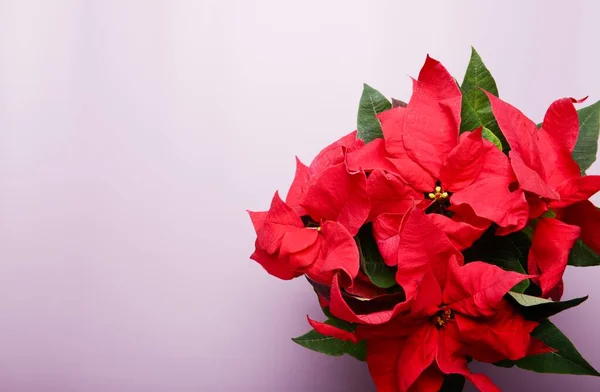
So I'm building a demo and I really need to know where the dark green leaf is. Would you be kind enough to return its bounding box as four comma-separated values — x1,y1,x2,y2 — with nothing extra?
514,320,600,376
568,239,600,267
482,126,502,150
507,292,588,320
292,316,366,361
439,374,465,391
459,47,507,149
573,100,600,174
357,84,392,143
322,306,334,319
356,224,396,289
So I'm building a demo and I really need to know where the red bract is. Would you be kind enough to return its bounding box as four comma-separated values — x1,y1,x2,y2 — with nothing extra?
287,131,369,236
348,56,529,249
487,94,600,298
317,259,539,392
356,260,536,392
249,132,369,285
249,192,359,285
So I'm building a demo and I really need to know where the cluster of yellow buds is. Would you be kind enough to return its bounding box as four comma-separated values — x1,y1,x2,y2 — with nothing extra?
428,186,449,201
434,309,453,328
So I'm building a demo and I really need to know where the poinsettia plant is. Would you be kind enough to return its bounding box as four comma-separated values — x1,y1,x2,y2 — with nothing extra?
247,48,600,391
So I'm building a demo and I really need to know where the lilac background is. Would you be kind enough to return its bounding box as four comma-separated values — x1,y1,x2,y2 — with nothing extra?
0,0,599,391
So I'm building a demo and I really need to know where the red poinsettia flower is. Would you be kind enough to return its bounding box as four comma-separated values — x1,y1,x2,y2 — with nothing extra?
249,192,359,285
313,254,543,391
355,260,538,392
487,93,600,299
248,132,369,285
348,56,529,251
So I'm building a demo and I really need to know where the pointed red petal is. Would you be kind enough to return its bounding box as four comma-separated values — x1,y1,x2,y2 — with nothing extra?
436,322,501,392
410,271,443,318
477,135,516,179
396,208,464,298
357,316,420,342
306,315,358,343
541,97,580,153
526,194,549,219
377,107,436,192
279,229,319,259
551,175,600,209
455,302,538,363
306,221,359,284
428,205,491,251
561,200,600,254
408,365,444,392
286,157,310,208
365,338,404,392
301,162,369,236
367,170,421,220
440,128,485,191
451,176,529,234
249,248,302,280
403,56,462,178
528,218,580,300
367,339,451,392
309,131,363,177
486,92,546,179
379,105,406,146
536,129,581,189
443,260,532,318
373,213,405,266
256,192,304,254
346,138,399,174
247,210,268,233
509,151,558,199
287,237,321,270
395,325,438,392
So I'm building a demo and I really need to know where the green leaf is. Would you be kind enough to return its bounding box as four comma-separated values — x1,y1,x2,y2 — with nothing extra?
292,316,366,361
322,306,334,319
356,84,392,143
459,47,507,149
439,374,465,391
482,126,502,150
541,209,557,219
568,238,600,266
573,100,600,174
507,292,588,320
356,223,396,289
514,320,600,376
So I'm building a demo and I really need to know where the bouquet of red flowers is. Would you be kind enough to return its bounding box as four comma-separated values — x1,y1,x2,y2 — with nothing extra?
247,49,600,391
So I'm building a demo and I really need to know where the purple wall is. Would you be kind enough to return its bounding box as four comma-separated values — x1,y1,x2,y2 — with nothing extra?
0,0,598,391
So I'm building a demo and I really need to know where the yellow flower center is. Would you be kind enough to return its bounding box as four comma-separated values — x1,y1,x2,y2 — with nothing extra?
433,309,453,328
428,186,449,201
